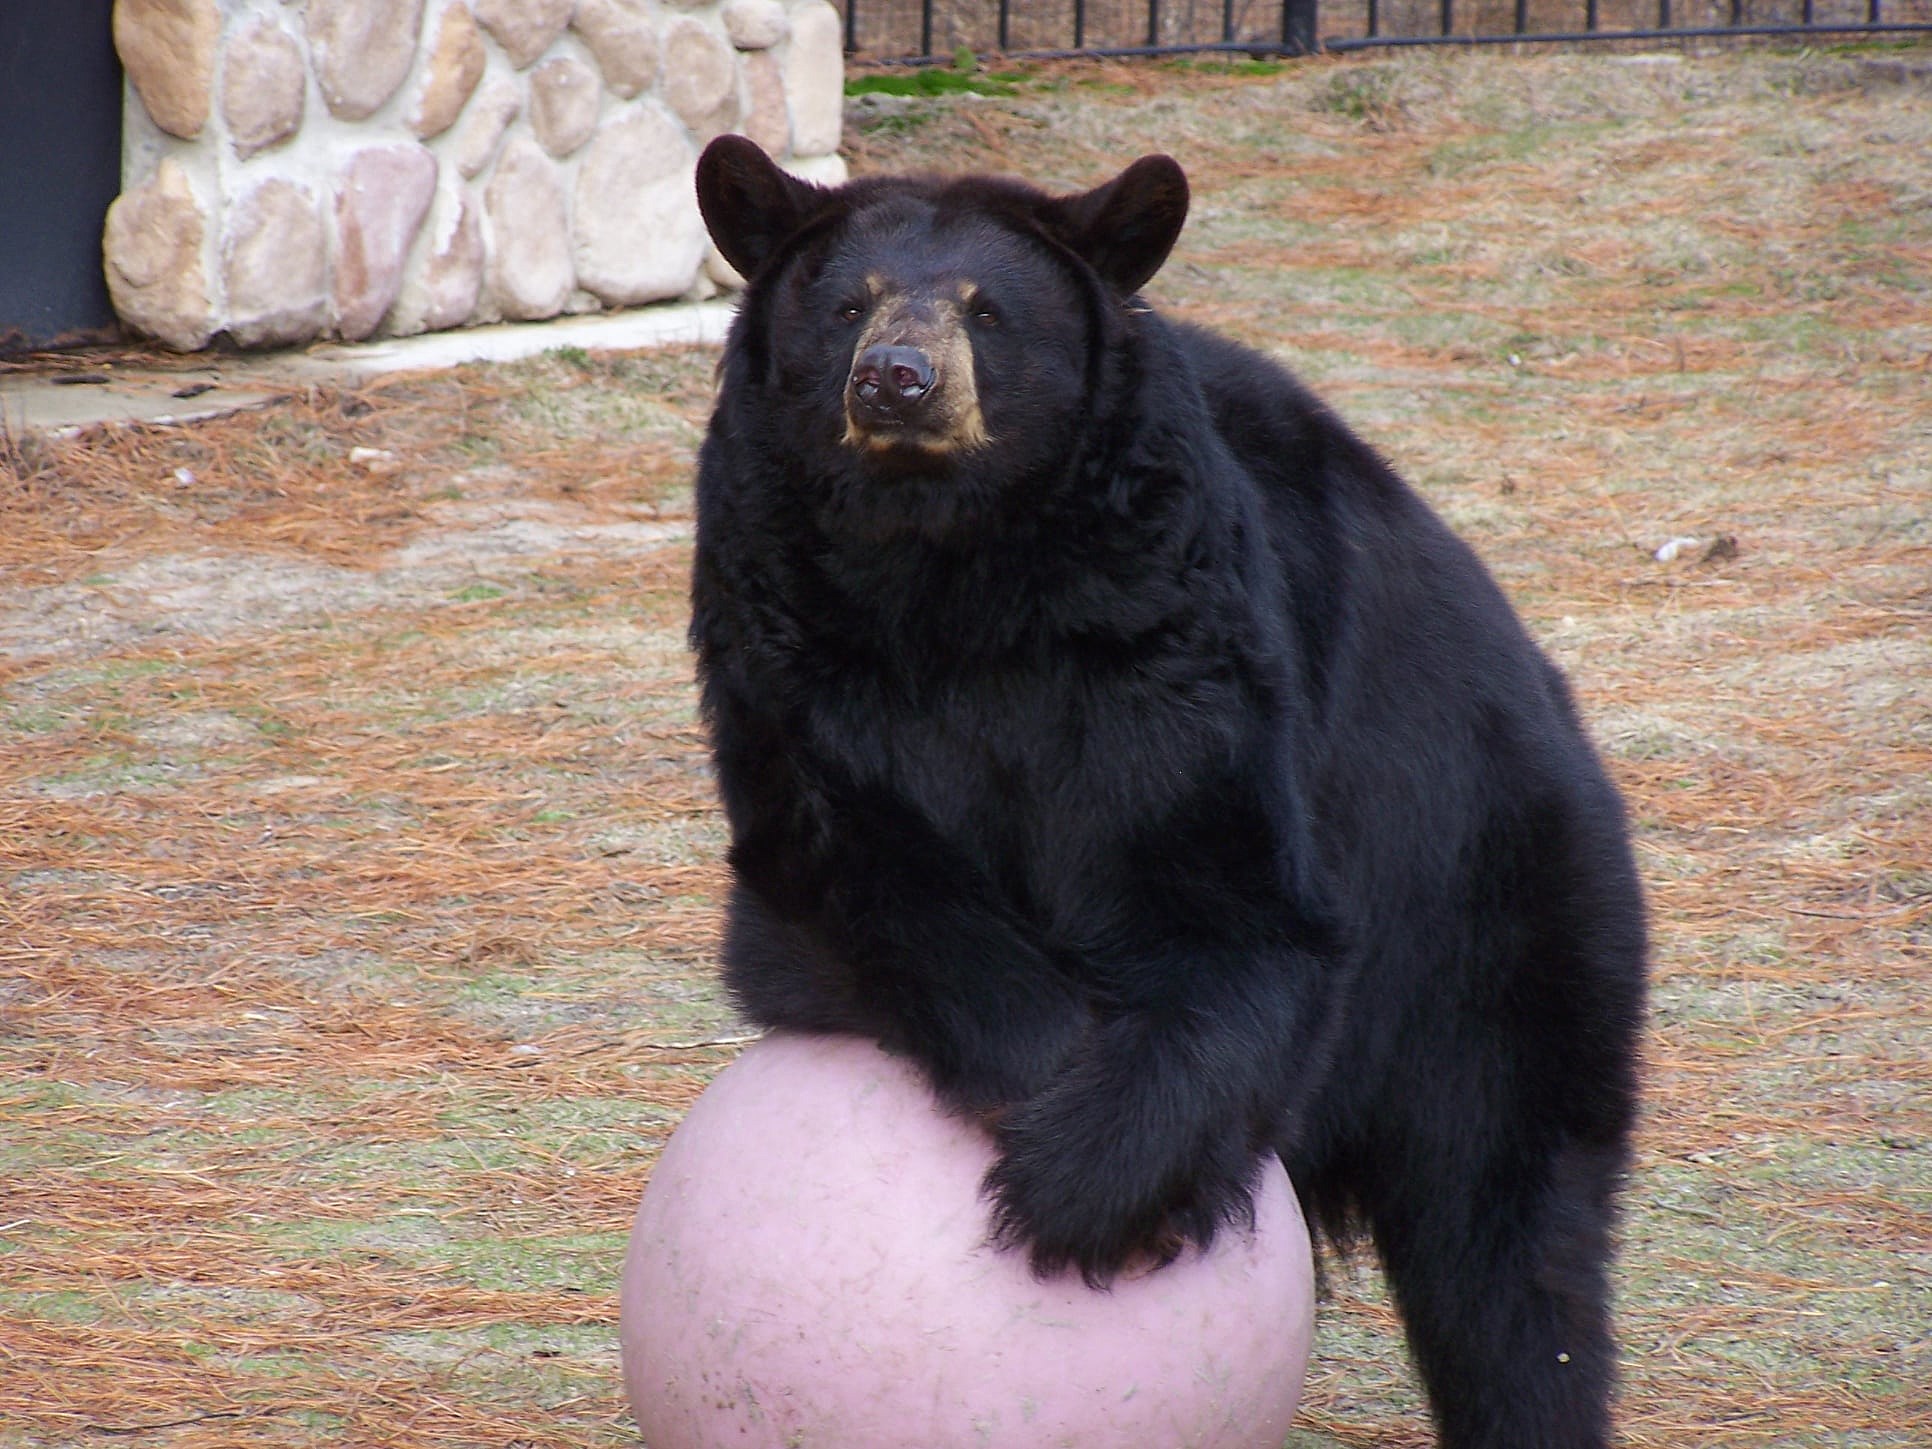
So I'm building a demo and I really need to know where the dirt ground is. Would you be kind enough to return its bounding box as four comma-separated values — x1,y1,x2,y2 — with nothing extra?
3,43,1928,1449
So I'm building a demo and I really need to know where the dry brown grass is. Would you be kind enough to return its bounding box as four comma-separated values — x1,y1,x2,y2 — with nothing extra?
4,44,1928,1449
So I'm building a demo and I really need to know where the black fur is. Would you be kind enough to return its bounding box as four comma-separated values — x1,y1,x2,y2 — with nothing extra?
689,136,1647,1448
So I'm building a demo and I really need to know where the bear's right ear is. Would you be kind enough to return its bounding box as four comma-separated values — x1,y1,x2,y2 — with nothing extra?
695,135,826,283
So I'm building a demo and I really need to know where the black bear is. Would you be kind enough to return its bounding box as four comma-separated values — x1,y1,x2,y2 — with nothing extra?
688,133,1647,1449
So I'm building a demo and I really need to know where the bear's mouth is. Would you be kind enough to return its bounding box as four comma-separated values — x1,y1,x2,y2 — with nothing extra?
842,415,981,459
842,404,989,461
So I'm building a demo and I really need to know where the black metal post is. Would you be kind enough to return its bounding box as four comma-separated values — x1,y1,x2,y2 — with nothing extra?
920,0,933,58
1369,0,1381,35
1223,0,1236,42
998,0,1010,50
1074,0,1086,49
1586,0,1599,27
1516,0,1529,31
844,0,856,53
1283,0,1319,51
1442,0,1456,35
1148,0,1161,47
1659,0,1671,28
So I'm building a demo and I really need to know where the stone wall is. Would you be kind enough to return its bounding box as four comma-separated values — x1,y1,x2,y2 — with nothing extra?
104,0,846,351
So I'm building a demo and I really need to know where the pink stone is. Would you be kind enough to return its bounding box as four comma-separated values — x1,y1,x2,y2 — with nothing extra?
723,0,790,49
572,103,706,306
449,72,522,180
410,2,487,141
740,50,791,158
530,56,601,157
221,20,306,158
661,18,743,141
473,0,574,68
485,138,574,320
307,0,428,121
391,186,486,335
573,0,659,98
783,0,845,158
333,145,440,341
223,180,330,348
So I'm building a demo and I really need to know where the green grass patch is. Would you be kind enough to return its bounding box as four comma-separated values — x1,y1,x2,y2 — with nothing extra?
846,59,1023,99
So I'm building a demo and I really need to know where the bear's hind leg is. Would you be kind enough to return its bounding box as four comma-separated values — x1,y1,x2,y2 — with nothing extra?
1366,1129,1628,1449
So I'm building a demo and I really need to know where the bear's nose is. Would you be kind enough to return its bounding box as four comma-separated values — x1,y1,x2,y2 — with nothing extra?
850,345,936,421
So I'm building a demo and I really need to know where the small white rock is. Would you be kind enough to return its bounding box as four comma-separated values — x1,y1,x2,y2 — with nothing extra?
349,446,401,474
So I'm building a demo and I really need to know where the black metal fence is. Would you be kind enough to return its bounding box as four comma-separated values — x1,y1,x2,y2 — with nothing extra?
840,0,1932,58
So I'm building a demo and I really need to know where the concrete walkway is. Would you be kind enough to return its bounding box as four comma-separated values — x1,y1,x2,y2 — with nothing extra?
1,300,737,438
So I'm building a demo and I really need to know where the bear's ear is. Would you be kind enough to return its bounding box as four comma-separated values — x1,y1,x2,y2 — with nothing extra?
1038,154,1190,296
695,135,827,282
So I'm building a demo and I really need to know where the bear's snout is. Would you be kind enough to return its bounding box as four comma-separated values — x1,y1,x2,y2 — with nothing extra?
850,345,937,422
839,297,988,456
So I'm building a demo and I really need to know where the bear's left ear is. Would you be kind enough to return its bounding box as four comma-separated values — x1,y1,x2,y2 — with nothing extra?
1038,155,1190,297
695,134,828,282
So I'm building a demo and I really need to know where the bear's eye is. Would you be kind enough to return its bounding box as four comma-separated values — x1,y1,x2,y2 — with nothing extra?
836,302,865,323
969,300,999,328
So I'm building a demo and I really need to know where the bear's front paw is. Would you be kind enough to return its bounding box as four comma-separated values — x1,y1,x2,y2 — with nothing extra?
982,1098,1246,1289
981,1081,1267,1290
982,1149,1157,1288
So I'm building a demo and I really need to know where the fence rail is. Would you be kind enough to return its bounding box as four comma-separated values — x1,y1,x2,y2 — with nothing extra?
840,0,1932,60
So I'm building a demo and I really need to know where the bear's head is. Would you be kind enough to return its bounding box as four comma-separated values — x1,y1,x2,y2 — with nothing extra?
695,136,1189,495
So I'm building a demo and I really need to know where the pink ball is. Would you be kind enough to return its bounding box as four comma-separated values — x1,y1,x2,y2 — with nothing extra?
621,1031,1315,1448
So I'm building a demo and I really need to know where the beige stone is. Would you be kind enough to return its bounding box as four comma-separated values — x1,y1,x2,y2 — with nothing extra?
114,0,220,139
783,1,843,158
573,0,658,98
785,152,849,187
740,50,790,157
308,0,428,121
221,19,306,158
661,19,742,141
473,0,574,68
410,2,487,140
333,145,440,340
485,138,574,320
391,185,485,334
704,243,745,292
573,103,707,307
102,159,215,351
723,0,790,49
449,72,522,179
530,56,600,157
222,179,330,348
